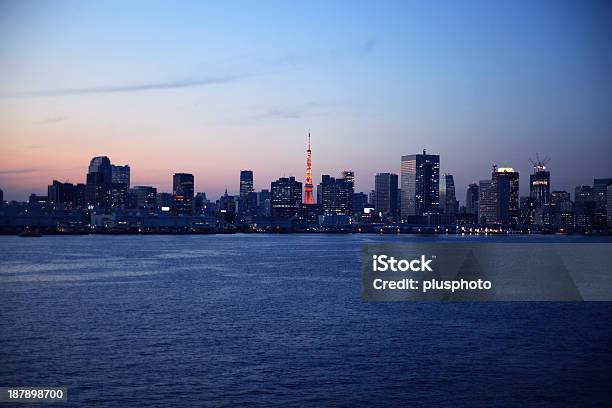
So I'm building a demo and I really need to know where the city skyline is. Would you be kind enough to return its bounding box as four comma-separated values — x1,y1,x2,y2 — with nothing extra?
1,1,612,200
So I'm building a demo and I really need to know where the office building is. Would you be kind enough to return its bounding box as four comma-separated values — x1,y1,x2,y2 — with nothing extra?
466,183,479,215
439,173,457,215
85,156,112,208
401,150,440,218
48,180,74,207
493,167,519,227
111,165,130,188
529,159,550,207
271,177,302,218
478,179,497,225
317,175,353,216
240,170,254,198
374,173,398,218
133,186,157,210
173,173,194,215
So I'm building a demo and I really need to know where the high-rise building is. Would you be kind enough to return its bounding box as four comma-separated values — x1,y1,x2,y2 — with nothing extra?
401,150,440,218
374,173,398,218
271,176,302,218
529,158,550,207
133,186,157,210
593,178,612,210
478,179,497,225
466,183,479,215
173,173,194,215
550,191,574,231
85,156,112,208
239,170,254,198
48,180,74,207
111,165,130,188
110,164,130,209
258,189,272,217
439,173,457,215
352,192,368,216
341,170,355,188
317,175,353,216
574,185,595,229
493,167,519,227
73,183,86,208
304,132,315,204
0,188,3,205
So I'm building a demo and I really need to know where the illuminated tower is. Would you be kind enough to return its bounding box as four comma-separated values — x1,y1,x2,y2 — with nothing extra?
304,131,315,204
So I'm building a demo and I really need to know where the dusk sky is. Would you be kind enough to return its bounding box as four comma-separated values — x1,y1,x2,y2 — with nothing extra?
1,0,611,202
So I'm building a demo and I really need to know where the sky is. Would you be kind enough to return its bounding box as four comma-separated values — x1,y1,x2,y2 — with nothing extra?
1,0,611,202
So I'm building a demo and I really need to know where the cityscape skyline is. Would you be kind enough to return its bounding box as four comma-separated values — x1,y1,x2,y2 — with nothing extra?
1,1,612,201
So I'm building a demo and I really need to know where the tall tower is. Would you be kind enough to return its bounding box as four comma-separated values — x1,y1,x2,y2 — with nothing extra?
304,131,315,204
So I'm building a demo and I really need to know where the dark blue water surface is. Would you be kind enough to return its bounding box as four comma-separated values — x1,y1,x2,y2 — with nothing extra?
1,234,611,407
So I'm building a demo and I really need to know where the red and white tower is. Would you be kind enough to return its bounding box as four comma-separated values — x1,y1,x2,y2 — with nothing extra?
304,131,314,204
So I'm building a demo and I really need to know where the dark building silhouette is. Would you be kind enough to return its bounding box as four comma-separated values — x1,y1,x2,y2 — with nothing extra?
111,165,130,209
530,162,550,207
173,173,194,215
574,185,595,229
240,170,254,198
48,180,74,207
85,156,112,209
466,183,479,215
493,167,519,227
439,173,457,215
352,192,368,217
317,175,353,216
374,173,398,219
401,150,440,218
271,176,302,218
133,186,157,210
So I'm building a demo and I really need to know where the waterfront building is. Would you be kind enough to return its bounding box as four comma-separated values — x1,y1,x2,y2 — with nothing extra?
439,173,457,215
374,173,398,219
240,170,254,198
134,186,157,210
86,156,112,209
271,177,302,218
48,180,74,207
574,185,595,229
466,183,479,215
173,173,194,215
400,150,440,219
493,167,519,227
529,158,550,207
478,179,496,225
317,175,353,216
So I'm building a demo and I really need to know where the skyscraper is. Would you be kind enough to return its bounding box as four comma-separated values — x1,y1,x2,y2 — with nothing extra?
173,173,194,215
439,173,457,215
85,156,112,208
271,176,302,218
466,183,479,215
401,150,440,218
374,173,398,218
493,167,519,227
529,156,550,207
304,131,315,204
317,175,353,216
239,170,254,198
574,185,595,229
478,179,497,225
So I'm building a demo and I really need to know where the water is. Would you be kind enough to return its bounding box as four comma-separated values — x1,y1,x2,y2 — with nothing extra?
1,234,611,407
